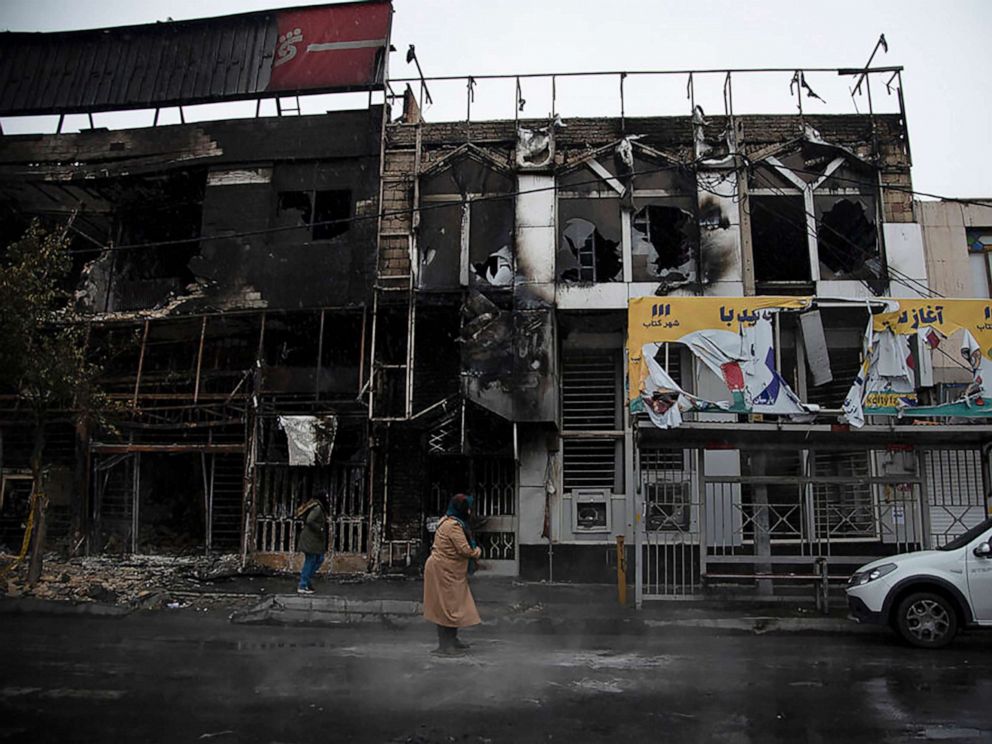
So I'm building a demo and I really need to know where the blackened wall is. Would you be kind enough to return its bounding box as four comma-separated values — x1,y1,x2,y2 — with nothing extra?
191,111,382,311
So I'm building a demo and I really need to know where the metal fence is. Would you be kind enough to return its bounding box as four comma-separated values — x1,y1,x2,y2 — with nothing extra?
636,445,989,603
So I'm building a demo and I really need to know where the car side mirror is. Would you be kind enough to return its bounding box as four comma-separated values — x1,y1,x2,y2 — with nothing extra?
974,542,992,558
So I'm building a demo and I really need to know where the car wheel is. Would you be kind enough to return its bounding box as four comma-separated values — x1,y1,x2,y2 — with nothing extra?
894,592,958,649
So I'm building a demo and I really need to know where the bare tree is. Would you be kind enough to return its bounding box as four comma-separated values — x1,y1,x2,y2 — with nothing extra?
0,221,111,584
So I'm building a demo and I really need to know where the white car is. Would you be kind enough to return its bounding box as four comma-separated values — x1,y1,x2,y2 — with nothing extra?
846,516,992,648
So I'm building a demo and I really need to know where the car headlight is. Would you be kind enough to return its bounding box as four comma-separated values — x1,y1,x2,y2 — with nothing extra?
848,563,897,587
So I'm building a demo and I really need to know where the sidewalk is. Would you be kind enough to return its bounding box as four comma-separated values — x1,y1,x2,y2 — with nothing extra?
227,574,874,636
2,560,875,636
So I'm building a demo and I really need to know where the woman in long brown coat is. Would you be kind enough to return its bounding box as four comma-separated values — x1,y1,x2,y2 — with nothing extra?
423,493,482,654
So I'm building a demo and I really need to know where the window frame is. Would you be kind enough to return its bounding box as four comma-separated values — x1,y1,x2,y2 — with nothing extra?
749,153,881,286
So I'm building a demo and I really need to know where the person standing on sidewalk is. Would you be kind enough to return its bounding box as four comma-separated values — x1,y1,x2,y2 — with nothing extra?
296,491,330,595
423,493,482,655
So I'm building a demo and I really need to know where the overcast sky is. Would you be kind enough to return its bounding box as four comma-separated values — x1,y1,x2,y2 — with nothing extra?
1,0,990,198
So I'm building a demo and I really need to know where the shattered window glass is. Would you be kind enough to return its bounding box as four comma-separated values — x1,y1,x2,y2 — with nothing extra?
631,202,697,285
418,202,463,289
470,197,514,288
557,198,622,283
418,156,515,291
815,196,879,282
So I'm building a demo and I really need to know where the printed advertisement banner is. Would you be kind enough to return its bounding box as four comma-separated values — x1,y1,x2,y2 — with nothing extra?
628,297,992,430
628,297,813,426
844,299,992,425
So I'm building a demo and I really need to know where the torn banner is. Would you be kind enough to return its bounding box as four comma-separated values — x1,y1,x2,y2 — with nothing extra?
639,346,729,429
279,415,338,466
628,297,815,428
843,299,992,426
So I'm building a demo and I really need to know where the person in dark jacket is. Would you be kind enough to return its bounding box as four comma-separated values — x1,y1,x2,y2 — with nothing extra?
296,491,329,594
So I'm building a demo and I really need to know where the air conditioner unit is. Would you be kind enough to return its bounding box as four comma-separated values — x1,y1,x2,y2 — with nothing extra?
570,488,611,533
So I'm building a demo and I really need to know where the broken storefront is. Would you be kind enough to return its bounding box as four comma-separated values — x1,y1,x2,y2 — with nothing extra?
3,8,986,593
0,108,383,571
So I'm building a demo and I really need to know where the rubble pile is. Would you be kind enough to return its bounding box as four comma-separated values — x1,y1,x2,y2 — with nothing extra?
0,553,254,609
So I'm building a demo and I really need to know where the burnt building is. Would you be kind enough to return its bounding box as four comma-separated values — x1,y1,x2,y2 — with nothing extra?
1,8,989,600
369,63,990,597
0,3,390,572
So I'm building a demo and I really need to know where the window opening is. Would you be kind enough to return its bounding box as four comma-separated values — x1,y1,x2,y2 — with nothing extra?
277,189,351,240
631,204,696,285
750,196,810,284
816,198,879,280
559,218,622,283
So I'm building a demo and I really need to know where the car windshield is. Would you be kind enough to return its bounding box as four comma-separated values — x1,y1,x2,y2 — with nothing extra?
939,517,992,551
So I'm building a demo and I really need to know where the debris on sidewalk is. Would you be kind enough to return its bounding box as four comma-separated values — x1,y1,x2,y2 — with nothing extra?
0,552,262,610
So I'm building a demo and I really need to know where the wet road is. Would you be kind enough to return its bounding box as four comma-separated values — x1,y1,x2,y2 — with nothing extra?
1,611,990,743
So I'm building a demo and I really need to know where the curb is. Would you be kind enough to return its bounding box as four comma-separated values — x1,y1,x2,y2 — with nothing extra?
229,594,878,636
0,597,131,618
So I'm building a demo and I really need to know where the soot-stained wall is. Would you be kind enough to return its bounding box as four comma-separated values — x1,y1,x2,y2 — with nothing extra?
0,107,383,315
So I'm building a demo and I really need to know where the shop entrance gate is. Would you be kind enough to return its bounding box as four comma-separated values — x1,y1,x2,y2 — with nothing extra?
635,444,989,604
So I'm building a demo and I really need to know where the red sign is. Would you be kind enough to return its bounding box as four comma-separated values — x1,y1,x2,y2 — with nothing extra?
268,2,392,93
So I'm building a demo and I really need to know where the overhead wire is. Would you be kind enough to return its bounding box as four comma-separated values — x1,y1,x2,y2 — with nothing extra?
44,143,978,303
746,195,940,299
730,166,943,298
64,161,691,256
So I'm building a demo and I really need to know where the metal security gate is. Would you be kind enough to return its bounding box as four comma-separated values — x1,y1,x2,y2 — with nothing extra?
636,444,989,604
427,455,517,576
924,449,989,546
636,447,703,602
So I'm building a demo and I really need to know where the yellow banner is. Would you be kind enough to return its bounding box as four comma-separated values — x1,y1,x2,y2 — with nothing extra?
627,296,813,403
874,299,992,357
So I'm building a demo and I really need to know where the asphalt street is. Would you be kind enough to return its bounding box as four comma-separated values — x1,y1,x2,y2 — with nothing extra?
1,610,990,743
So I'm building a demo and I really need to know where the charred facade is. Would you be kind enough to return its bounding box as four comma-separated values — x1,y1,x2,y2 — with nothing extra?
2,9,987,597
0,109,381,571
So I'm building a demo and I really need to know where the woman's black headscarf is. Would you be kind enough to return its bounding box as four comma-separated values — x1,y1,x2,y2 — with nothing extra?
445,493,479,573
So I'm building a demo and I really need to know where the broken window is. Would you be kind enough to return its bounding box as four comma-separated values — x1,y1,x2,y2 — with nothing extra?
277,189,351,240
469,198,514,288
418,152,514,291
555,150,682,284
750,195,811,285
418,202,463,289
107,170,206,311
750,149,881,289
557,199,622,283
631,202,697,285
815,197,879,281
